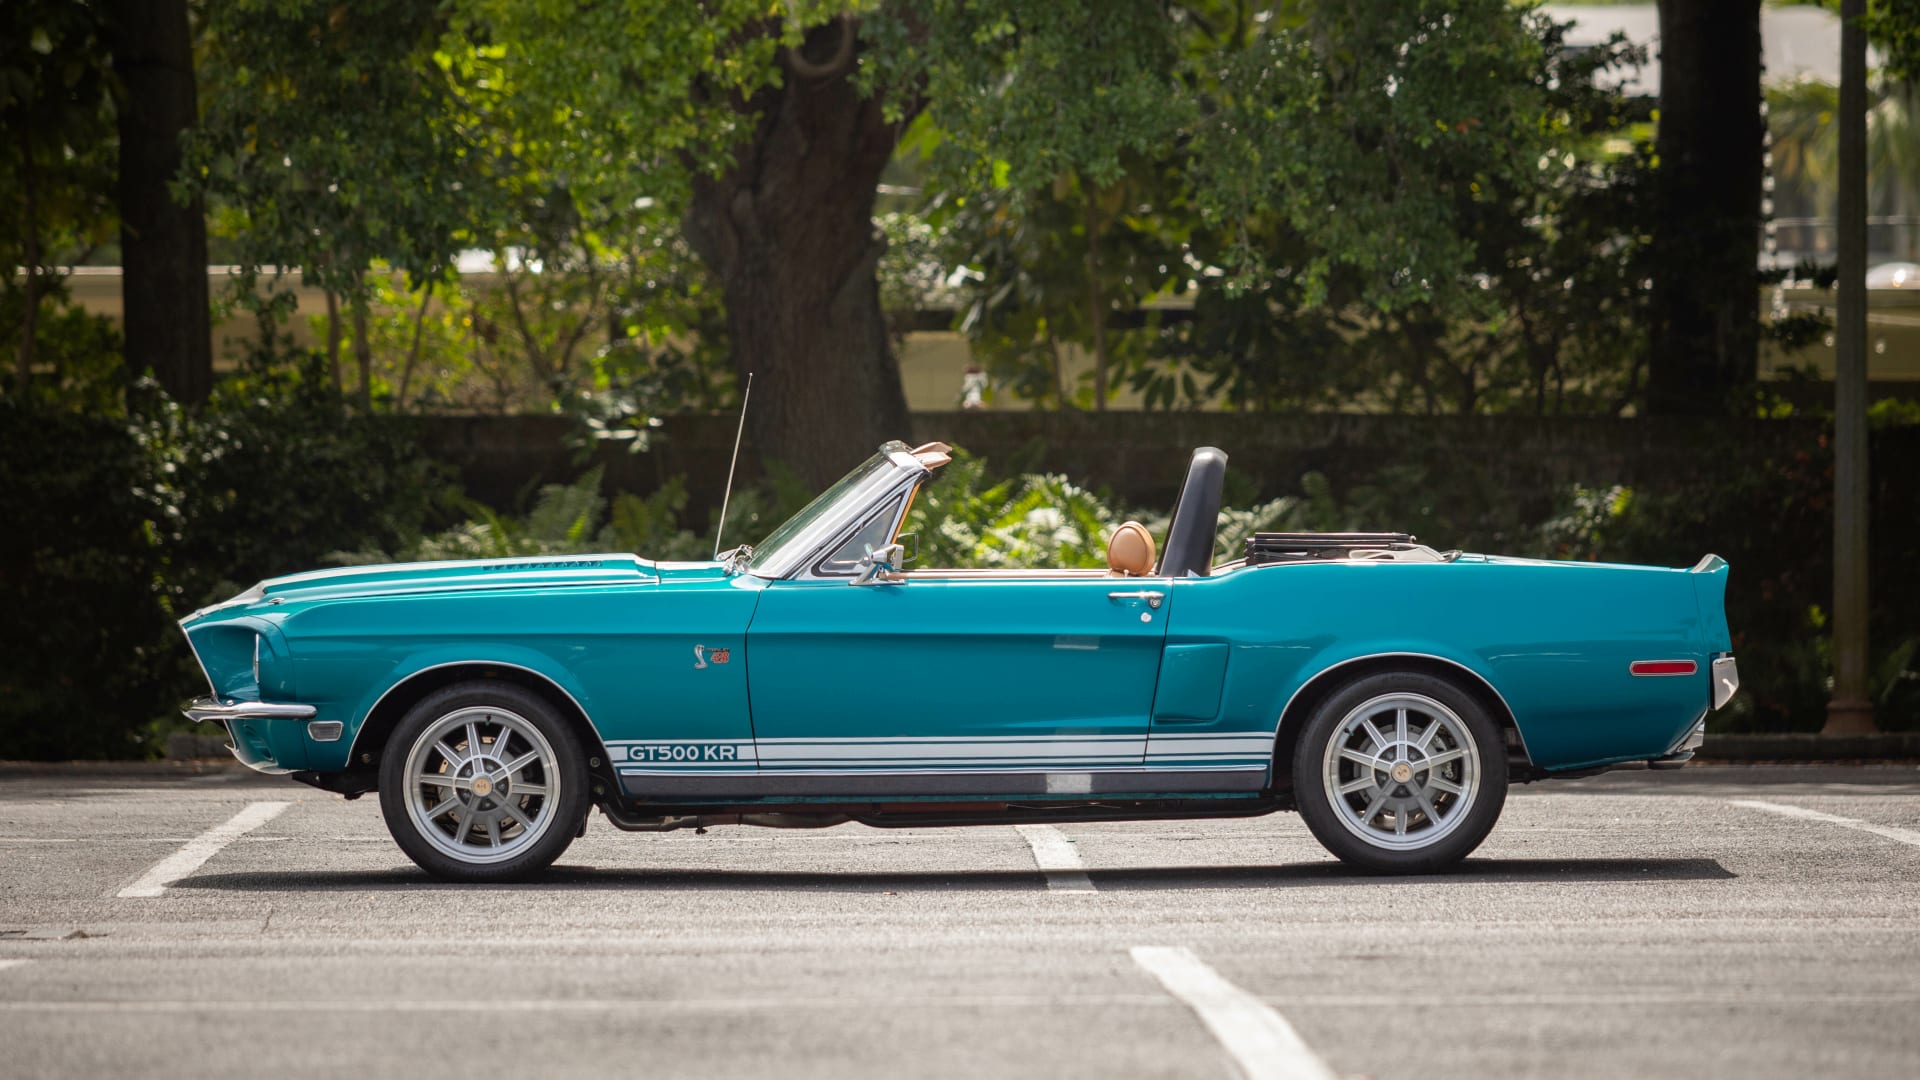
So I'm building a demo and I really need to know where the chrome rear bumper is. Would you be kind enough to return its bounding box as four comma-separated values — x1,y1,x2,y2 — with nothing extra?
1711,655,1740,710
183,696,316,723
1649,713,1708,770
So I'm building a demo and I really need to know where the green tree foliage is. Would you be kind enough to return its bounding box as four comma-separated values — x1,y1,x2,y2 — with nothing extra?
1861,0,1920,79
933,162,1190,409
0,0,118,394
192,1,489,291
921,4,1657,415
190,0,495,405
1188,1,1561,310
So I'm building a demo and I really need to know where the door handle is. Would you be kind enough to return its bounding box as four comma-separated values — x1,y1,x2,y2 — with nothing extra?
1108,590,1164,609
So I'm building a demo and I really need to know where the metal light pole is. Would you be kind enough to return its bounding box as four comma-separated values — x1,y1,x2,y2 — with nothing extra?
1825,0,1875,735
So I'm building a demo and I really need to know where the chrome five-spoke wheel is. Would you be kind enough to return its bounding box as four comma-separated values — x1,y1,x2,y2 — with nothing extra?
379,681,589,882
1294,671,1508,872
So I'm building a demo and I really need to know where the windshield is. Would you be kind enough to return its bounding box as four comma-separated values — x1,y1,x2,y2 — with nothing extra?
747,441,912,577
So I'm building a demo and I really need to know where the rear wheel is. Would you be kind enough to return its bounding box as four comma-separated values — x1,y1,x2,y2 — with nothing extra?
378,681,588,882
1292,671,1507,872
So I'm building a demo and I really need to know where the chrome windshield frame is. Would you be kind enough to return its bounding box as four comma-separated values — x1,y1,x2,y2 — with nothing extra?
746,443,929,581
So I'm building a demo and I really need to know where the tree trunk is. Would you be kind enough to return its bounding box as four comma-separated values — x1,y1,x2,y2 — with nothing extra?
1826,0,1875,733
1646,0,1763,415
397,281,434,409
324,287,343,393
106,0,212,406
683,20,916,490
1085,197,1108,411
1047,334,1069,409
350,271,373,412
15,123,38,392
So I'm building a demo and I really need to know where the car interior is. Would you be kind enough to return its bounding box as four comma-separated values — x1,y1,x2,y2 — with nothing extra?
891,444,1230,580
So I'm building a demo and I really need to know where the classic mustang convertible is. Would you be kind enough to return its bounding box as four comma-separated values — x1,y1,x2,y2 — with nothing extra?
181,441,1738,881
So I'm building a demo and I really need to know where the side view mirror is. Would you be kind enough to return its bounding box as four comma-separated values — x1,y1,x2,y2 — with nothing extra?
895,532,919,565
851,542,905,586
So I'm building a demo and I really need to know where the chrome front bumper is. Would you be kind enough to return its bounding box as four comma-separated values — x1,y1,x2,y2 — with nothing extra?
183,696,316,723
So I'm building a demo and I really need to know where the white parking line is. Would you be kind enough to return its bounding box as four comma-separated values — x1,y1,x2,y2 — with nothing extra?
1731,799,1920,848
116,801,290,898
1014,824,1095,892
0,993,1175,1014
0,960,29,972
1131,946,1338,1080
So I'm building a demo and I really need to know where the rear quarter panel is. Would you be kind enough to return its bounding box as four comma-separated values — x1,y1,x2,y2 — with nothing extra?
1171,558,1713,771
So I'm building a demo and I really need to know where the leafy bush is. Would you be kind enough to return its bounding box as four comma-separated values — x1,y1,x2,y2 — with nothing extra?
334,464,813,567
0,401,178,759
154,356,456,609
0,357,456,759
1539,427,1920,733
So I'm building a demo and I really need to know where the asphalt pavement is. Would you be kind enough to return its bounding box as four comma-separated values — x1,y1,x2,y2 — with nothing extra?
2,763,1917,1080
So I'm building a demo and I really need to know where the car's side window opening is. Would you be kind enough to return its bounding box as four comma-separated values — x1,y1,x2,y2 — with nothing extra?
817,494,907,575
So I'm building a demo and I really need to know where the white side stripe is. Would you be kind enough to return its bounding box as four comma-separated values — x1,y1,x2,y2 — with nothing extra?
117,802,289,898
616,764,1268,777
758,742,1143,762
1730,799,1920,848
1015,825,1094,893
1131,946,1339,1080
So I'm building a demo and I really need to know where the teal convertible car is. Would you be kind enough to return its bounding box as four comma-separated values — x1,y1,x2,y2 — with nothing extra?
181,440,1738,881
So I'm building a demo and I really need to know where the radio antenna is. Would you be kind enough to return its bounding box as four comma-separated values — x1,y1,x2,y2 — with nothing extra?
712,372,754,559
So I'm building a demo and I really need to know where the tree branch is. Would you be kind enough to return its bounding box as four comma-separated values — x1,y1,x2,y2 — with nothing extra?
785,15,857,81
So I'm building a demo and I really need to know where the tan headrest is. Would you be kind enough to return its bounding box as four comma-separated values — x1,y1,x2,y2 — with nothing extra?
1107,521,1156,577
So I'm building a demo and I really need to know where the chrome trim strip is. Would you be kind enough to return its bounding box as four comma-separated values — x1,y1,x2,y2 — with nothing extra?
1711,655,1740,710
179,622,218,696
183,696,316,723
796,473,922,581
1274,651,1531,766
750,443,929,581
344,659,604,764
616,766,1268,799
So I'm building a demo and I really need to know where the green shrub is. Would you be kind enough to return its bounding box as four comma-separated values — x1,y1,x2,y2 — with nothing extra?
155,356,456,610
0,357,455,759
0,401,178,759
1538,428,1920,733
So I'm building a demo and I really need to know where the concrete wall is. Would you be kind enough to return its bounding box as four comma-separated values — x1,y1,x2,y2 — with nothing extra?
60,268,1920,412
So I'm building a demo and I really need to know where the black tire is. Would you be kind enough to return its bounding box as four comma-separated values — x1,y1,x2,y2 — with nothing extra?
1292,670,1508,873
378,681,589,882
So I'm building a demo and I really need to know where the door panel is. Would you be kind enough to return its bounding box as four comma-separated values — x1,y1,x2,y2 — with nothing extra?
746,576,1170,778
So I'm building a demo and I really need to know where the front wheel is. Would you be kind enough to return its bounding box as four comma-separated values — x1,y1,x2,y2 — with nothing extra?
378,681,589,882
1292,671,1508,873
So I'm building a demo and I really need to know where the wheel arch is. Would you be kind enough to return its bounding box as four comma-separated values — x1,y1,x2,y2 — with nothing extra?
1270,652,1534,798
347,661,612,780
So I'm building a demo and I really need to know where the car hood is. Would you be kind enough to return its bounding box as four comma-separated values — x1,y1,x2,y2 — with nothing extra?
184,553,726,625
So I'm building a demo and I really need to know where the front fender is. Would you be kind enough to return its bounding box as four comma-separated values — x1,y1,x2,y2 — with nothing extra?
324,646,602,771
